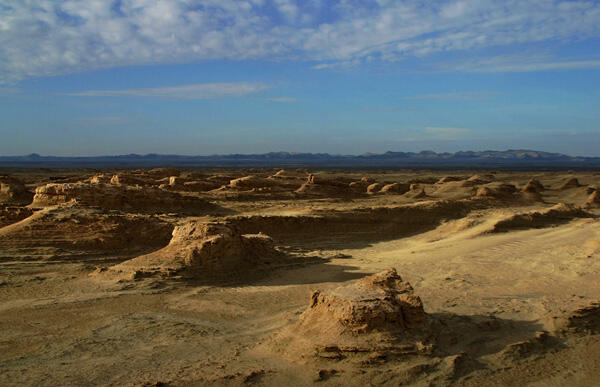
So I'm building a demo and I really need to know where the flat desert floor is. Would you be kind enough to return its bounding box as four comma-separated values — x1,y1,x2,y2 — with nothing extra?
1,168,600,386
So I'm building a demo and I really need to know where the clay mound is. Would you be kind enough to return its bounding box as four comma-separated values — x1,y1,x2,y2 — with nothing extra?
271,169,309,179
559,177,581,189
522,178,544,193
585,191,600,208
436,176,463,184
111,221,282,280
475,183,518,199
490,203,592,233
0,175,33,205
272,268,432,359
0,205,173,260
553,302,600,336
380,183,410,194
0,206,34,228
366,183,384,193
32,182,214,214
228,176,275,190
267,169,309,190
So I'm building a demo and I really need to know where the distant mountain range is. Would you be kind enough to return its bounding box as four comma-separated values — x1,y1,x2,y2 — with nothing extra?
1,150,600,169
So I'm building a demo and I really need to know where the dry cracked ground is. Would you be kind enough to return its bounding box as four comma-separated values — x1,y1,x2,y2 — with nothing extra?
1,167,600,386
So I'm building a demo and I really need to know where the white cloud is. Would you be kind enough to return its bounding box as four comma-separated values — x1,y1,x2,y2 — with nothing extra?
69,82,270,99
1,0,600,82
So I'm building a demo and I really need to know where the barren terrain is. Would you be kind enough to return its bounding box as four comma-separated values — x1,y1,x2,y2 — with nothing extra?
1,167,599,386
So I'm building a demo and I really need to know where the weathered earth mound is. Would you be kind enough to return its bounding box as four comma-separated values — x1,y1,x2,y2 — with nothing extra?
271,268,432,359
0,204,173,260
490,203,592,232
31,182,213,213
111,221,282,280
228,176,275,190
436,176,463,184
0,175,33,205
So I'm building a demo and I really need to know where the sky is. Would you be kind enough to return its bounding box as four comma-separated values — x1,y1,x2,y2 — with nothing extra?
1,0,599,156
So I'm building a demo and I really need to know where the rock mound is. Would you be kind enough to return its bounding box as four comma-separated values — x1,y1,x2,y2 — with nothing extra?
296,174,352,196
32,182,213,213
380,183,410,194
490,203,592,232
522,178,544,193
146,167,180,178
585,191,600,208
228,176,275,190
0,205,173,260
559,177,581,189
0,175,33,205
436,176,463,184
475,183,518,199
111,221,282,280
366,183,383,193
272,269,432,359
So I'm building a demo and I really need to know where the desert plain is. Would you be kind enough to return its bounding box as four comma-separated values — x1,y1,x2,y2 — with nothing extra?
1,167,600,386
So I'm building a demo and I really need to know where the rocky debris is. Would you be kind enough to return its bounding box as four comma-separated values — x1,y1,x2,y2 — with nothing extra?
272,268,432,359
490,203,592,232
585,191,600,208
0,206,34,228
32,182,213,213
380,183,410,194
111,221,281,280
559,177,581,190
475,183,518,199
0,204,173,260
499,331,553,361
0,175,33,205
366,183,384,193
404,188,427,199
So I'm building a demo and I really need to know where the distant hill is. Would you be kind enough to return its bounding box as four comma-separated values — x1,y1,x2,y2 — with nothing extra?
1,150,599,169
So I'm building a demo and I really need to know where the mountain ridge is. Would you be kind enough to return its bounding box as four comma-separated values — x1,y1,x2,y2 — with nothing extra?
1,149,599,169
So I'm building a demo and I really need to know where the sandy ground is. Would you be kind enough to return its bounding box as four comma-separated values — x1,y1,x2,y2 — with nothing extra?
1,168,599,386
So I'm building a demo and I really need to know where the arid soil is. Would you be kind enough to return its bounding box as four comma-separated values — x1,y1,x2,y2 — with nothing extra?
1,168,600,386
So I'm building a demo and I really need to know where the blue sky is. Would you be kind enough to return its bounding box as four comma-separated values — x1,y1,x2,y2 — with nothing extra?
1,0,599,156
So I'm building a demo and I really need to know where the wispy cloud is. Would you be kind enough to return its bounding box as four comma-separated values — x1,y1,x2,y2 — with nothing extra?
410,91,499,102
439,54,600,73
69,82,269,99
2,1,600,82
266,97,299,103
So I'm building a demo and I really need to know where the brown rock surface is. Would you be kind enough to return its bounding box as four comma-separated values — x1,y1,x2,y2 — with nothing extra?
0,175,33,205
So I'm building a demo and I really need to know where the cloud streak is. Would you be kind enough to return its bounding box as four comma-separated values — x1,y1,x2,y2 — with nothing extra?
1,1,600,82
69,82,269,99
